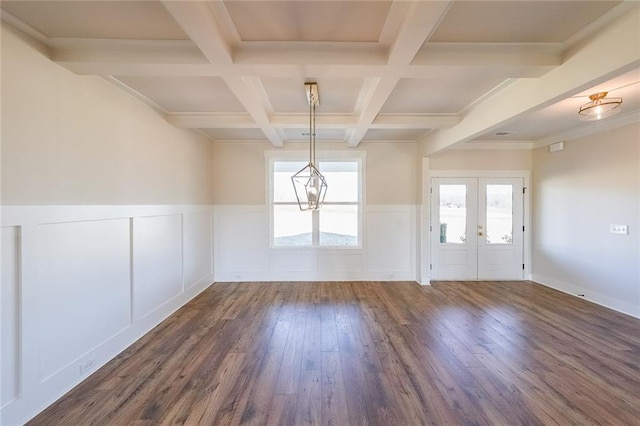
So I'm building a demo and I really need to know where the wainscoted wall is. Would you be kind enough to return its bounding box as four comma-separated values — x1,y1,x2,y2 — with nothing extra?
214,205,417,282
2,226,21,411
0,205,214,425
2,21,218,425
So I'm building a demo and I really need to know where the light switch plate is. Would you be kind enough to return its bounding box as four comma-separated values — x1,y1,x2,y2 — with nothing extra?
610,224,628,235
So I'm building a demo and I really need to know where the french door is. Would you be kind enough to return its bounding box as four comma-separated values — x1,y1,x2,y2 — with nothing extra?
430,177,524,280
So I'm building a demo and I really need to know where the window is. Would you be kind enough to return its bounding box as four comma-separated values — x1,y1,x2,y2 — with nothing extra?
270,157,361,247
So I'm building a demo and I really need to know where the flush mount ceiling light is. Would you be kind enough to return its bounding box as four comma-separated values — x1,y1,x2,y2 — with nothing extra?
291,82,327,211
578,91,622,121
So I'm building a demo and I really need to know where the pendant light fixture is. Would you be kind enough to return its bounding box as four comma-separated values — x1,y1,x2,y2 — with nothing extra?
292,82,327,211
578,91,622,121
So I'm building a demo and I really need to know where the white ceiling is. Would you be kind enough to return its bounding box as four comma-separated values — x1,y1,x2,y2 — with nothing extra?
2,0,639,151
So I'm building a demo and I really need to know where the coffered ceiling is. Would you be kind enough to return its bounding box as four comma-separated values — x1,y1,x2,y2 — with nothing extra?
2,1,639,152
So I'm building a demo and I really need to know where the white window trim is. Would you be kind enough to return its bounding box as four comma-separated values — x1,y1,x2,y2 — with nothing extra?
265,150,366,250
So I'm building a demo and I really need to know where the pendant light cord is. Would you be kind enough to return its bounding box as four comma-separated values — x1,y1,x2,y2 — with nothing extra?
309,96,313,166
311,102,316,166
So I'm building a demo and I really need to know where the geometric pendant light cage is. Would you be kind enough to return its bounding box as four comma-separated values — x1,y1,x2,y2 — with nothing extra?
291,82,328,211
578,91,622,121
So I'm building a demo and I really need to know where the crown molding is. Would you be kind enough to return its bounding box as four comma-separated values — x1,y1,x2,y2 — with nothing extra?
452,141,533,151
532,109,640,149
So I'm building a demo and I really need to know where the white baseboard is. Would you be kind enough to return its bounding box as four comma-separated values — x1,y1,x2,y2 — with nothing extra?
531,274,640,319
215,271,416,283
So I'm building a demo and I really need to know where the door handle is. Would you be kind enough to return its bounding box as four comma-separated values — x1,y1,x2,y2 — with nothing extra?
478,232,484,236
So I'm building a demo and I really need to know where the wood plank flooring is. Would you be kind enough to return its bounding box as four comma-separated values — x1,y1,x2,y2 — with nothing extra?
29,281,640,425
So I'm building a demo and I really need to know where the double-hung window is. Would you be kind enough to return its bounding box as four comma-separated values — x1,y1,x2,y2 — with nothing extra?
270,155,362,247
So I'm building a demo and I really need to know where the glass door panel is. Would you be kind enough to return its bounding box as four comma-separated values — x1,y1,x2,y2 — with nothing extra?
439,184,467,244
485,184,513,245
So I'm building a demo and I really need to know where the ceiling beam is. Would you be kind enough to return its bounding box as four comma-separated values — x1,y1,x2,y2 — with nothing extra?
233,42,387,65
167,113,257,129
372,114,460,129
413,42,561,76
48,43,562,78
270,114,359,128
51,39,205,64
167,112,460,131
223,76,284,146
56,62,218,77
50,38,560,79
347,1,453,147
386,2,453,65
162,2,285,146
419,5,640,155
161,1,232,65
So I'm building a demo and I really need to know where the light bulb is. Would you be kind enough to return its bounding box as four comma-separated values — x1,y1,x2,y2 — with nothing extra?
307,180,319,204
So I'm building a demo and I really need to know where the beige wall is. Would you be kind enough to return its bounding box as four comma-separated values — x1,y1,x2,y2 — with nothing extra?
428,148,532,170
211,142,267,205
1,25,214,205
366,142,420,204
212,141,419,205
532,122,640,317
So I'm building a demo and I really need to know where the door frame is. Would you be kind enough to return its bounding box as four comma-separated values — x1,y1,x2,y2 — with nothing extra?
420,168,531,285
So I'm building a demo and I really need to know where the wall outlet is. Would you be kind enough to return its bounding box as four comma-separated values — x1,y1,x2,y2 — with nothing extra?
610,224,629,235
79,357,95,375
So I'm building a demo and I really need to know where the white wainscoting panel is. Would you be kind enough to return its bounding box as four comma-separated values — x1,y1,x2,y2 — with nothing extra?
318,253,363,272
215,207,268,275
37,219,131,381
133,215,183,319
2,226,21,407
214,205,416,281
183,212,213,289
270,253,318,272
0,205,214,426
366,209,414,274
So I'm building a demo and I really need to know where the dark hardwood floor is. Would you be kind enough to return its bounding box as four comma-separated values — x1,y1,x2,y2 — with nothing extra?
29,281,640,425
